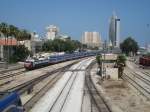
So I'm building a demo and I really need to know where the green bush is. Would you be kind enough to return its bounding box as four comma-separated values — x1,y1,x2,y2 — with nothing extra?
116,54,127,66
10,45,30,63
42,39,82,53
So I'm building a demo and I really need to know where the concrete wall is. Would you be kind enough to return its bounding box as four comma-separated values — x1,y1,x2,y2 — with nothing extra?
0,45,3,59
102,54,117,60
106,68,118,80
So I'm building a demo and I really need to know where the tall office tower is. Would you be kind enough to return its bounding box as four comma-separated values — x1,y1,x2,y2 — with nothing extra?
82,32,101,48
109,12,120,48
46,25,59,40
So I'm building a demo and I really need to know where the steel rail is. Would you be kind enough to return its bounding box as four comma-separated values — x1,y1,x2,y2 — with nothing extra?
122,73,150,100
48,60,86,112
23,71,62,112
85,61,112,112
0,69,26,80
1,61,78,93
0,66,24,74
125,70,150,86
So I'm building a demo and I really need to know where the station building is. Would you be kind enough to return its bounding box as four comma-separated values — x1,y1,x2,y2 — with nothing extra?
0,32,43,61
0,32,17,61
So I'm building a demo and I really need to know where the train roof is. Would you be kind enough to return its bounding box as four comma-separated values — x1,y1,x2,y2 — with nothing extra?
26,51,100,61
25,59,35,62
0,92,19,110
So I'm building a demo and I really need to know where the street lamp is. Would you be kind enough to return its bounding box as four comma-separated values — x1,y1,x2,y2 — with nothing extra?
102,40,107,79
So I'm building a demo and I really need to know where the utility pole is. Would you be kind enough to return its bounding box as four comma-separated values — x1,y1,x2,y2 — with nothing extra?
146,24,150,52
5,35,8,69
7,36,9,69
102,40,107,79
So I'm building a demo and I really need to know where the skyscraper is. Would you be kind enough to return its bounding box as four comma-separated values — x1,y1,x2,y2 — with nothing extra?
81,32,101,48
109,12,120,48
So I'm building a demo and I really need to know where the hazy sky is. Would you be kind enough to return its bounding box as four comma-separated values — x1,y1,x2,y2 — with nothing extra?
0,0,150,46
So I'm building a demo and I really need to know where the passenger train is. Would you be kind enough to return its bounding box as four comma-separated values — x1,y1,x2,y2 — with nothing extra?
24,51,100,70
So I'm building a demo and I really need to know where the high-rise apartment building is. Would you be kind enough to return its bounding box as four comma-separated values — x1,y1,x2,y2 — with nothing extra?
46,25,59,40
109,12,120,48
82,32,101,48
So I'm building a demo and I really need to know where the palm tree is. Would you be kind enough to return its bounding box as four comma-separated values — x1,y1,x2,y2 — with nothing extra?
0,22,10,65
22,30,31,40
9,25,19,60
0,23,9,47
9,25,18,38
116,54,126,78
16,30,31,44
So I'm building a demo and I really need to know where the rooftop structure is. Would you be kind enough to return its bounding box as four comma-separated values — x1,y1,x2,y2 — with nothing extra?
46,25,59,40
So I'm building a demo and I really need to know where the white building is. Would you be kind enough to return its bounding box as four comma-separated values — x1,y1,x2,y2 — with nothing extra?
146,44,150,52
46,25,59,40
81,32,101,48
19,32,43,55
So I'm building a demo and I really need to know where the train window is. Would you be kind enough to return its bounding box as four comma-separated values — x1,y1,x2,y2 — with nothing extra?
17,99,22,106
0,92,9,99
0,93,4,99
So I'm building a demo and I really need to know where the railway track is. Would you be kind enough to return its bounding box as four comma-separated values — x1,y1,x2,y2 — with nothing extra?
24,59,89,112
48,60,86,112
125,69,150,86
84,62,111,112
127,66,150,78
0,58,89,84
122,72,150,100
141,71,150,76
0,68,27,87
23,70,64,112
30,58,95,112
0,65,24,74
0,69,26,80
1,61,78,94
0,58,88,82
29,58,109,112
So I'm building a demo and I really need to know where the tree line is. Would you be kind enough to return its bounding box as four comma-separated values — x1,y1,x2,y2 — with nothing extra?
42,39,83,53
0,22,31,41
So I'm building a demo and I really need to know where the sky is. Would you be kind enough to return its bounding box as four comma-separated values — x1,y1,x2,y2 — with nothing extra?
0,0,150,46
